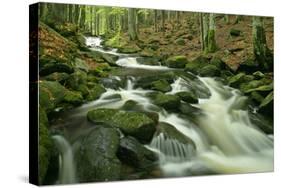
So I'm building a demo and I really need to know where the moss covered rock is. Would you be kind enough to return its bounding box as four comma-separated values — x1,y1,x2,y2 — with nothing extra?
39,106,53,184
86,83,106,101
151,79,172,92
176,91,198,103
165,56,189,68
39,58,74,76
152,93,181,111
43,72,70,84
87,109,156,143
39,81,67,112
198,65,220,77
75,126,121,182
63,90,83,106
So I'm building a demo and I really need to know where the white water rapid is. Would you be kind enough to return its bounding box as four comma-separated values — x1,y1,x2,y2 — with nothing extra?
52,135,76,184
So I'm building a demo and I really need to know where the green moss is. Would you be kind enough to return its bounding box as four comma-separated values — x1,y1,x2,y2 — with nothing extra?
86,84,106,101
151,79,172,92
166,55,189,68
87,109,156,143
153,93,181,110
63,91,83,106
39,106,52,184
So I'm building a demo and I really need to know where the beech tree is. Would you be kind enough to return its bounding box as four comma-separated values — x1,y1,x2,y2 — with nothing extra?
128,8,138,40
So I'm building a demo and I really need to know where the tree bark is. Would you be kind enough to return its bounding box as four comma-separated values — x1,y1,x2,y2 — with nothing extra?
207,13,217,53
128,8,138,40
252,17,272,70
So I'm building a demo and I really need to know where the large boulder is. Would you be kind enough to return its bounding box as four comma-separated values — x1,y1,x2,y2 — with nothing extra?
87,109,156,143
39,58,74,76
117,136,158,169
39,81,67,112
75,127,121,182
152,93,181,111
176,91,198,103
43,72,70,84
185,55,209,74
86,83,106,101
165,56,189,68
63,90,83,106
136,72,176,89
74,58,89,72
198,65,220,77
151,122,196,160
151,79,172,92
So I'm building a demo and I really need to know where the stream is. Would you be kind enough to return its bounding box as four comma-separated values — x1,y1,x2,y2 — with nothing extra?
51,36,273,184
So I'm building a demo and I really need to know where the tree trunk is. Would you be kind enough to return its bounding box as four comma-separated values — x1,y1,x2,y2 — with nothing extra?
203,13,209,52
154,10,157,32
90,6,93,34
207,13,217,53
252,17,272,70
74,5,80,25
68,4,73,23
161,10,165,31
39,3,48,21
80,6,86,29
224,15,230,24
199,13,204,51
128,8,138,40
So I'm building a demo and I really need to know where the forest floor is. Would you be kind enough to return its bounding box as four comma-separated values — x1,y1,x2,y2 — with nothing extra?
110,14,273,71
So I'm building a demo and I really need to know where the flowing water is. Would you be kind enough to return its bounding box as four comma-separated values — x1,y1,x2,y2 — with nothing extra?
51,37,273,183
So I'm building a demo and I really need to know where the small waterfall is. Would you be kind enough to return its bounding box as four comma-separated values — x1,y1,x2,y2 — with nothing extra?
197,77,273,173
52,135,76,184
116,57,169,70
85,36,102,47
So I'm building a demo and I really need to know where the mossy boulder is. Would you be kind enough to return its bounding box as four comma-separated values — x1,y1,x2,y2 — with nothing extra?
136,72,176,89
227,73,246,88
43,72,70,84
176,91,198,103
87,109,156,143
198,65,220,77
117,136,158,169
151,79,172,92
117,45,141,54
259,91,273,118
39,81,67,112
253,71,265,79
39,59,74,77
249,111,273,134
100,77,125,90
179,102,202,116
66,70,88,91
39,107,53,184
239,79,272,94
86,83,106,101
210,57,225,69
185,55,209,74
165,56,189,68
63,90,83,106
101,53,119,66
152,93,181,111
238,59,259,73
75,126,121,182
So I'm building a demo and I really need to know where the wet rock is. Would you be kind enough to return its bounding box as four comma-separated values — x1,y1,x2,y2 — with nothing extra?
136,72,177,89
66,70,88,91
117,136,158,169
151,79,172,92
75,126,121,182
239,79,272,94
87,109,156,143
176,91,198,103
136,57,160,66
253,71,265,79
117,45,141,53
152,93,181,111
100,77,124,90
238,59,259,73
227,73,246,88
249,111,273,134
198,65,220,77
165,55,189,68
259,91,273,118
101,53,119,66
179,102,202,116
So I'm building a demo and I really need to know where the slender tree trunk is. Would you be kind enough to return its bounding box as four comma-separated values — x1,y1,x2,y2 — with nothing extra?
68,4,73,23
96,13,100,35
154,10,157,32
203,13,209,52
199,13,204,51
161,10,165,31
252,17,272,70
128,8,138,40
74,5,80,25
224,15,230,24
39,3,48,21
207,13,217,53
90,6,93,34
80,6,86,29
